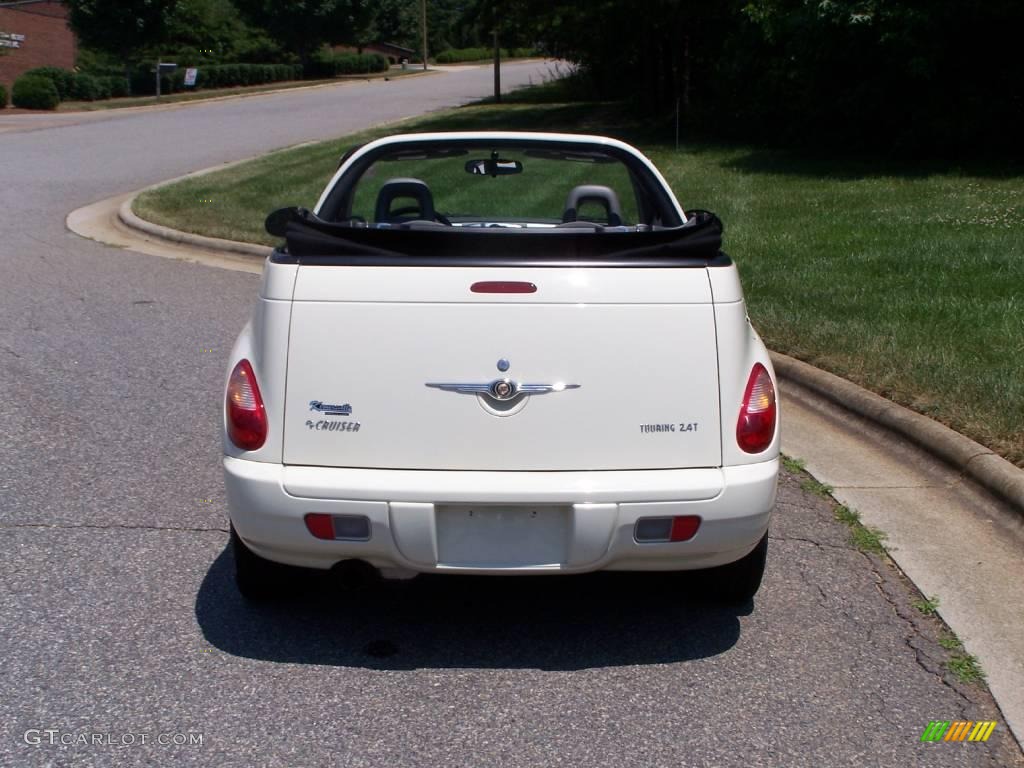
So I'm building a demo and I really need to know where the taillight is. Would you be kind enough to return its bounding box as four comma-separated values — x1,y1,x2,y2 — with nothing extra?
226,359,267,450
737,363,776,453
634,515,701,543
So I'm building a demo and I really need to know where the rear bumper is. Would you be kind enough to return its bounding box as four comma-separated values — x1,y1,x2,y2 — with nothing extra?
223,458,778,575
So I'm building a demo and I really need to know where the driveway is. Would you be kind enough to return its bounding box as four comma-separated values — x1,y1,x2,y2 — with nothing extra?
0,62,1020,767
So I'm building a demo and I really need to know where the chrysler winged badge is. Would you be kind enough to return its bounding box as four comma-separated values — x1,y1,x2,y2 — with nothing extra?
426,359,580,402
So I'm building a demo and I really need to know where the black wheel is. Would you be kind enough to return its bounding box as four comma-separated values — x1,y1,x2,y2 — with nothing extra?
230,524,283,600
703,532,768,604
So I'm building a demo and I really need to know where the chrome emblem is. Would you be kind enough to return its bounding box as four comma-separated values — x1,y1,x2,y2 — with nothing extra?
309,400,353,416
425,378,580,400
491,379,516,400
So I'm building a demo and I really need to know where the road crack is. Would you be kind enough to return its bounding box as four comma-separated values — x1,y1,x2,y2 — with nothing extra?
768,533,852,552
861,549,978,713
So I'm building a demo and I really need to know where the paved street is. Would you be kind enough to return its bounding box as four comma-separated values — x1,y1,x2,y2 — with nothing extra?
1,63,1020,767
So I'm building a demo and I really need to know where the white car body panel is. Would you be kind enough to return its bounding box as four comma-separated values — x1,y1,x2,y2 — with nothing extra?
224,455,777,574
283,270,721,471
223,132,779,577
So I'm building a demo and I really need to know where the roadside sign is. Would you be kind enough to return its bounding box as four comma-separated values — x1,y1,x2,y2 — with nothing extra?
0,32,25,48
154,60,178,98
184,68,198,87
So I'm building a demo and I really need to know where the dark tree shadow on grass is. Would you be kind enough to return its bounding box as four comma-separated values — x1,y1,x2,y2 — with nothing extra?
716,146,1024,181
405,95,1024,181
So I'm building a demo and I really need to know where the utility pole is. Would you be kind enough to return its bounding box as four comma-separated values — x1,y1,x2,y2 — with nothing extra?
421,0,428,71
493,29,501,103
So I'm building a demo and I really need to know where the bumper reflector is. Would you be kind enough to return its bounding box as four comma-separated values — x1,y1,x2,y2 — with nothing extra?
634,515,701,543
304,513,371,541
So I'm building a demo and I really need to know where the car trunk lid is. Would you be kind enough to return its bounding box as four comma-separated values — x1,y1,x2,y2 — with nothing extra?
282,266,721,471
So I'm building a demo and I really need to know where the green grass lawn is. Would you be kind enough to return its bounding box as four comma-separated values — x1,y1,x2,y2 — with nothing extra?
134,100,1024,466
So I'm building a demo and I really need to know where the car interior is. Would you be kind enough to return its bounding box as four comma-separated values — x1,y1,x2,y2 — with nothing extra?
373,177,627,230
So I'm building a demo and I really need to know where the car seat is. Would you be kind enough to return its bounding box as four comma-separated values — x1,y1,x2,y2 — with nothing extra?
375,178,436,224
562,185,623,226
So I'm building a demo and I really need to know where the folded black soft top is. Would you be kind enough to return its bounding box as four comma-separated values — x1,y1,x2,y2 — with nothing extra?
271,208,727,268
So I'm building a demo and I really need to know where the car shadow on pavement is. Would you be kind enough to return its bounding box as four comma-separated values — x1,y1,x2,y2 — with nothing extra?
195,547,747,671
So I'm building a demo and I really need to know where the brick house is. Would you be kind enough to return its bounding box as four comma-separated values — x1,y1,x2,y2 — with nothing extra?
0,1,76,91
332,42,416,64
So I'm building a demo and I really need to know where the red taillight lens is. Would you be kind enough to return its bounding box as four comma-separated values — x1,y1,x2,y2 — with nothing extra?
737,363,777,453
226,359,267,450
669,515,701,542
305,513,335,540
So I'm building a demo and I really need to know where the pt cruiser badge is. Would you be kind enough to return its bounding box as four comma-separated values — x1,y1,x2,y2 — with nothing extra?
309,400,352,416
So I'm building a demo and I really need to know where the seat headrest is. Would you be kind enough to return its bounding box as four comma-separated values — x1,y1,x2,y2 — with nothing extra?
563,185,623,226
375,178,435,223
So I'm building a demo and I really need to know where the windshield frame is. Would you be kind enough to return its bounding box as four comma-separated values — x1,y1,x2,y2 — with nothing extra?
315,134,686,229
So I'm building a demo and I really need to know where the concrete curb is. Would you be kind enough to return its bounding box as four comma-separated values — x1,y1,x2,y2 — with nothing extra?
771,352,1024,517
117,199,272,259
114,189,1024,521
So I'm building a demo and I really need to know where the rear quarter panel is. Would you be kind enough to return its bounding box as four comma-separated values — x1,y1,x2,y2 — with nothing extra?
710,264,781,467
222,259,296,463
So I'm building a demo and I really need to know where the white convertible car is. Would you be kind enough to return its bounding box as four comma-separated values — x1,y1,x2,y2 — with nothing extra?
223,132,779,602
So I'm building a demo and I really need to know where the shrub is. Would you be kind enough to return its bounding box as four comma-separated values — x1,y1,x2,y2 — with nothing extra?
23,66,75,99
307,51,388,78
0,83,7,108
12,75,60,109
435,47,537,64
128,68,172,96
435,48,490,64
105,76,130,98
93,76,112,100
70,72,103,101
196,67,216,88
123,61,298,95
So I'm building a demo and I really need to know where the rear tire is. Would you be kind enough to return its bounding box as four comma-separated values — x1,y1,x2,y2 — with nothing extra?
703,532,768,604
230,524,282,600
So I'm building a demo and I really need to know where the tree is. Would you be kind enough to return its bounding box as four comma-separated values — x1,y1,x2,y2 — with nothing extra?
363,0,420,50
363,0,470,55
166,0,283,63
66,0,183,67
232,0,362,65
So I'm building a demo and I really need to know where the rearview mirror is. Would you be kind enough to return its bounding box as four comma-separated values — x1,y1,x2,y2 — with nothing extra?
465,157,524,177
265,207,298,237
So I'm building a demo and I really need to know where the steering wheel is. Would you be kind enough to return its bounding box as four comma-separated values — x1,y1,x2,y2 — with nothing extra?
387,206,451,226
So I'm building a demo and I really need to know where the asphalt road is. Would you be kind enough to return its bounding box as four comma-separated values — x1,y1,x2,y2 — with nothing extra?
1,63,1020,767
